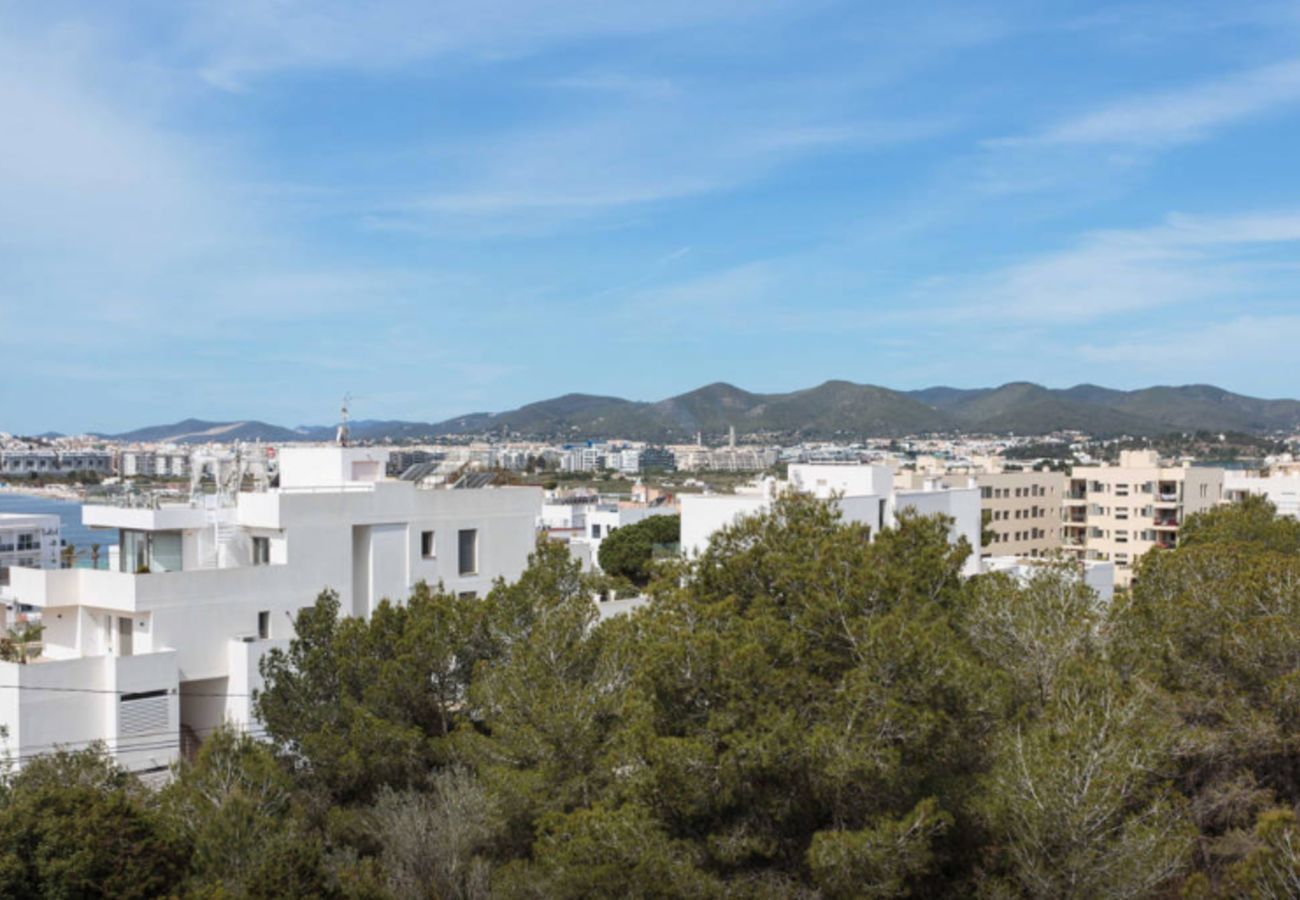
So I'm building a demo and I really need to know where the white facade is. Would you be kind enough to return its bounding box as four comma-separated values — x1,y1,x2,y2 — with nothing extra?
120,448,192,479
3,447,541,776
680,463,982,577
0,513,62,587
1223,471,1300,518
983,555,1116,605
0,449,113,477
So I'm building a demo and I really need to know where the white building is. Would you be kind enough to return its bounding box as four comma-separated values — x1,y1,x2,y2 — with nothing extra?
0,449,113,477
680,463,982,577
983,555,1115,605
540,496,676,572
2,446,541,777
0,514,62,588
1223,471,1300,518
120,448,192,479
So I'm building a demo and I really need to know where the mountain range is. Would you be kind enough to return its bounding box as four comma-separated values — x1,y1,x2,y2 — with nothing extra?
85,381,1300,444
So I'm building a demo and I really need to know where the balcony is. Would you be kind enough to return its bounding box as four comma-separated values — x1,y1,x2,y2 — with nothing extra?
8,561,296,614
83,502,208,532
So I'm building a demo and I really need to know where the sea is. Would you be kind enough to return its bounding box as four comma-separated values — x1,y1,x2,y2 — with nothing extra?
0,492,117,569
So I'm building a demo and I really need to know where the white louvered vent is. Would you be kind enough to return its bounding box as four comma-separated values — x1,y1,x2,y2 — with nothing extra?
119,690,170,737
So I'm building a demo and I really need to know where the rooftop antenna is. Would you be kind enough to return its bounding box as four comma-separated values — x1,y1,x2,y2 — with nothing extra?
337,393,352,447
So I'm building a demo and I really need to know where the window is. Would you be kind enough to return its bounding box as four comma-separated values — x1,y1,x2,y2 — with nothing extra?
591,524,601,538
252,536,270,565
458,529,478,576
458,591,477,600
257,611,270,640
16,533,36,552
421,530,436,559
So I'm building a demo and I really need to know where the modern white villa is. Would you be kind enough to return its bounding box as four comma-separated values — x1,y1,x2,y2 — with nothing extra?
0,446,541,777
680,463,983,577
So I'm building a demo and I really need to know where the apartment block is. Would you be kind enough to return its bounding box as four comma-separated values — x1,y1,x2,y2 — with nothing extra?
976,470,1066,560
902,468,1066,560
0,450,113,477
1064,450,1223,587
0,514,61,588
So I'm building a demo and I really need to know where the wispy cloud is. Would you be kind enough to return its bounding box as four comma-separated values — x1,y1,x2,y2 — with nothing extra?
177,0,804,89
363,113,953,236
926,210,1300,323
1079,314,1300,388
1001,57,1300,148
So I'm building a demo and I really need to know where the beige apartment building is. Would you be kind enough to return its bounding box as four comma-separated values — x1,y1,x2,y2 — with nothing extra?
1064,449,1223,588
976,469,1067,560
899,467,1066,560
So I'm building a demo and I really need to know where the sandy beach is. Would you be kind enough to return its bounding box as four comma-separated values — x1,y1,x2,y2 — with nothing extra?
0,484,84,502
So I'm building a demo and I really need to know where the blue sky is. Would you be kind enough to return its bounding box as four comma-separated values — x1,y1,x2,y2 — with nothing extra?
4,0,1300,433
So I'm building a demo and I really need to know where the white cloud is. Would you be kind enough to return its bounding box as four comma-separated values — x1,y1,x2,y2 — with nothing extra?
178,0,803,89
1078,314,1300,388
1006,58,1300,147
929,210,1300,323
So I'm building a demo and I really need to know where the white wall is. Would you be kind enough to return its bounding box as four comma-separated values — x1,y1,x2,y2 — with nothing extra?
789,464,893,499
893,487,982,577
1224,472,1300,518
680,494,768,557
277,447,392,488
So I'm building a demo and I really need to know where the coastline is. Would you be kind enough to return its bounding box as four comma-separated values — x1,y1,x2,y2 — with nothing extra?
0,484,84,502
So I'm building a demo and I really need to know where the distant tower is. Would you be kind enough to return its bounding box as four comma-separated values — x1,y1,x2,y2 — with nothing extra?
336,393,352,447
728,425,736,449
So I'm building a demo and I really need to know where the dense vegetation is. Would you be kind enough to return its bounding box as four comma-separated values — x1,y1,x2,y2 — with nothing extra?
596,514,680,587
6,494,1300,896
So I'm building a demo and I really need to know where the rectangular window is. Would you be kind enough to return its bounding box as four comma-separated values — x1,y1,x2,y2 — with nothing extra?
252,536,270,565
591,524,601,538
421,530,436,559
257,610,270,640
458,591,477,601
458,529,478,576
16,533,36,551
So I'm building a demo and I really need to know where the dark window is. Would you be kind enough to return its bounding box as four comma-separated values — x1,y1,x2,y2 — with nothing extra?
458,529,478,576
258,610,270,640
252,536,270,565
421,530,436,559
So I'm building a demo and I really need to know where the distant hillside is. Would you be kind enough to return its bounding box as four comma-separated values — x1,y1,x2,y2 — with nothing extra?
108,419,311,444
98,382,1300,443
